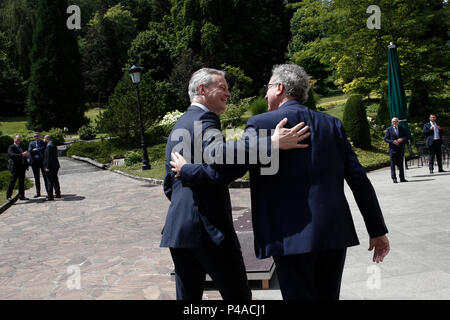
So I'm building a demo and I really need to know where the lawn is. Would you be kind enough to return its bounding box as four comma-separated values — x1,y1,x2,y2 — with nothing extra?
85,108,103,127
0,116,28,136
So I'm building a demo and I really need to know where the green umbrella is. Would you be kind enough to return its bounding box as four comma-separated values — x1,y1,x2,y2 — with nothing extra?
388,42,412,140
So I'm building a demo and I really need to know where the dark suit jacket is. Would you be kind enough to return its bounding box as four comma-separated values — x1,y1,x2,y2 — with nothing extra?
43,141,60,171
8,144,28,172
28,140,47,166
423,122,443,147
160,105,243,249
384,126,406,154
179,99,388,259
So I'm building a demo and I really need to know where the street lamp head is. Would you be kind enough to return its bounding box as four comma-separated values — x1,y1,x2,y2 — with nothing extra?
129,65,142,84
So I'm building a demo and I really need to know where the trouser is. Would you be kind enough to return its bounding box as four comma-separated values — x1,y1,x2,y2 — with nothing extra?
46,168,61,197
6,168,26,198
389,151,405,180
273,248,347,300
169,235,251,300
428,139,443,171
31,162,49,195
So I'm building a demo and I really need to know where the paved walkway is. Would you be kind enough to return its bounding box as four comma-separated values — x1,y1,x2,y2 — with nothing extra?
0,157,449,299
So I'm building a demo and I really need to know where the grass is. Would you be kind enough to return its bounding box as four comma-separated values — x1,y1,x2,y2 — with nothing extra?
0,116,28,136
85,108,103,127
0,192,6,206
113,160,166,180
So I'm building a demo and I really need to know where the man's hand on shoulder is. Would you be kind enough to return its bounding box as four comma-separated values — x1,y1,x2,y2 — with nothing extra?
368,235,390,263
170,152,187,178
272,118,311,150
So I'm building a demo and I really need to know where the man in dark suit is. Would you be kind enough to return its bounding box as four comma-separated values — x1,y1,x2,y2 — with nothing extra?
161,68,309,300
28,132,49,197
43,135,61,201
384,117,408,183
171,64,390,300
423,114,445,174
6,135,30,201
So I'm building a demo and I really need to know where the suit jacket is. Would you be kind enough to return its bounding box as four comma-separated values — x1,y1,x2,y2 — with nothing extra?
179,99,388,259
43,141,60,171
28,140,47,166
423,122,443,147
384,125,406,154
160,105,243,249
8,144,29,172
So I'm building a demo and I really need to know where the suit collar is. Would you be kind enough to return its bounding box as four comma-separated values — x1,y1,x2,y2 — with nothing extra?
279,99,303,109
187,105,207,112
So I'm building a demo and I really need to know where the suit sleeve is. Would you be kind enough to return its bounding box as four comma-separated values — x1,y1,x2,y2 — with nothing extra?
384,129,393,144
423,123,433,137
8,145,23,161
338,120,388,238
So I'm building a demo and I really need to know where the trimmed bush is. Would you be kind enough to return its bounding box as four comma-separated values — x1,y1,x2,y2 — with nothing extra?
124,150,142,166
250,97,268,116
0,155,8,171
0,170,33,190
0,135,13,153
303,87,317,110
42,128,65,146
376,90,390,128
78,125,97,141
343,94,371,149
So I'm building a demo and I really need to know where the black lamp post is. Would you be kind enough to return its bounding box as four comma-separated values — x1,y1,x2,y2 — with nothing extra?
129,65,151,170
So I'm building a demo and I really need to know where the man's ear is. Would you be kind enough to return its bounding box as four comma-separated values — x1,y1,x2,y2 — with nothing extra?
276,83,285,97
198,84,206,96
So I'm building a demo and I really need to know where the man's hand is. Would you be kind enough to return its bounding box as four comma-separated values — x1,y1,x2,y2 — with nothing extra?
272,118,311,150
398,138,403,143
22,151,30,157
45,168,49,173
437,125,441,130
368,235,390,263
393,140,399,145
170,152,187,178
430,125,434,130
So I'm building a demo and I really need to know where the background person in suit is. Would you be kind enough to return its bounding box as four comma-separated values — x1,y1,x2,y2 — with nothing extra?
384,118,408,183
6,136,30,201
171,64,390,300
28,132,49,197
423,114,445,174
161,68,309,300
43,135,61,201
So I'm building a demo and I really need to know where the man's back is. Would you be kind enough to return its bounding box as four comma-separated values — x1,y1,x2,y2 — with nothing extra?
247,99,387,259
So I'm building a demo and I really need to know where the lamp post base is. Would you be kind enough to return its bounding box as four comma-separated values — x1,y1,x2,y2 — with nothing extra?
142,163,151,170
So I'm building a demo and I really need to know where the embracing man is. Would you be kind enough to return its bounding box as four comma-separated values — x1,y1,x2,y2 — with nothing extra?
161,68,310,300
170,64,390,300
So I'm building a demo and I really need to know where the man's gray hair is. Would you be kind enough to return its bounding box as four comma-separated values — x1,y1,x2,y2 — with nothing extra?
44,135,52,140
271,64,310,103
188,68,225,102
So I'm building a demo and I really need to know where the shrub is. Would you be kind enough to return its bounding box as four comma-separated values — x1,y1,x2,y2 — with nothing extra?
408,81,431,121
221,97,252,127
250,97,268,116
78,125,97,141
343,94,371,149
303,87,317,110
159,110,183,136
124,150,142,166
0,135,13,153
42,128,65,146
0,155,8,171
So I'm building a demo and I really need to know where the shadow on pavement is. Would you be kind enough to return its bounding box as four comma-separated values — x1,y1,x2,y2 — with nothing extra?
403,179,435,183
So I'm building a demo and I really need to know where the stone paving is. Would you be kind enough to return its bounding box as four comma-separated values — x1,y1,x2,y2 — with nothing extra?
0,157,449,299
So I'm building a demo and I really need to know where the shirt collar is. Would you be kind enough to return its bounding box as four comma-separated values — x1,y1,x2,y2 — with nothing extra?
191,102,210,112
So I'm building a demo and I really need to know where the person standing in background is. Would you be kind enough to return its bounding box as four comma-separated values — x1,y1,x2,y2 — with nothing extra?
28,132,49,198
423,114,445,174
43,135,61,201
384,118,408,183
6,136,30,201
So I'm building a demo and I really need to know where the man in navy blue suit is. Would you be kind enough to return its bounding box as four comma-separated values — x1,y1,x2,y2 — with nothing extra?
171,64,390,300
161,68,310,300
6,135,30,201
423,114,445,174
28,132,49,197
384,118,408,183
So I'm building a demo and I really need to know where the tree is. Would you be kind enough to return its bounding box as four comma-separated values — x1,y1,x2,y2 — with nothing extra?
289,0,449,96
343,94,371,149
376,89,390,128
27,0,88,131
303,87,317,111
408,81,432,122
97,72,180,139
82,7,123,105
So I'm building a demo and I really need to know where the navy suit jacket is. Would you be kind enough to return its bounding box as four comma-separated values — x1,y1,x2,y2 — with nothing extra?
160,105,242,249
423,122,443,147
384,126,406,154
28,140,47,166
43,141,60,170
8,144,29,172
179,100,388,259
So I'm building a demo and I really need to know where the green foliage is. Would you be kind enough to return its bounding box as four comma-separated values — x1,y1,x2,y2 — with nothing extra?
343,94,371,149
0,155,8,171
0,170,33,190
376,90,390,128
78,125,97,141
289,0,450,95
124,150,142,166
408,81,432,122
250,97,268,116
159,110,183,136
221,64,253,104
128,29,174,81
303,87,317,110
97,72,180,140
220,97,252,127
0,135,13,153
42,128,65,146
26,0,87,132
